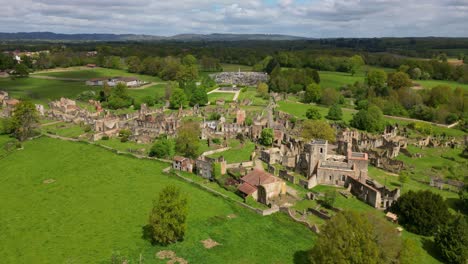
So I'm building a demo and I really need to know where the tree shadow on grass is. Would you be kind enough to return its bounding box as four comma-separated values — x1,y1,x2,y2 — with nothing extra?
293,250,309,264
141,224,153,243
421,237,444,263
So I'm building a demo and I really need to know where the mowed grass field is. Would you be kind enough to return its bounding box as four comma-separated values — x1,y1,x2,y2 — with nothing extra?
319,67,468,91
35,67,162,83
0,69,167,105
0,77,100,104
0,137,315,263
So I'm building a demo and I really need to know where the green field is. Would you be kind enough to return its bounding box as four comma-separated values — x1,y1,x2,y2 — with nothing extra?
208,92,235,103
0,137,315,263
277,100,465,137
396,145,467,182
277,100,355,121
0,78,100,104
35,67,162,83
208,141,255,163
319,68,468,91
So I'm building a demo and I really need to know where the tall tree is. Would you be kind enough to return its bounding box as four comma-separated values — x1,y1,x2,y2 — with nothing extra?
148,185,188,245
256,82,269,98
303,83,322,103
11,101,39,141
434,215,468,264
301,120,335,142
390,190,450,236
348,55,365,76
366,69,388,96
326,104,343,120
350,105,385,133
11,63,29,78
308,211,401,264
189,87,208,106
175,121,200,158
169,88,188,109
387,72,412,90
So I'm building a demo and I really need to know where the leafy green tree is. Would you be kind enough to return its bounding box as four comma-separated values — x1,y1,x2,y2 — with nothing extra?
149,138,175,159
409,67,422,80
260,128,273,146
11,101,39,141
326,104,343,120
175,121,200,158
256,82,269,98
434,215,468,264
390,190,450,236
348,55,365,76
107,83,133,109
306,108,322,120
148,185,188,245
387,72,412,90
11,63,29,78
308,211,401,264
189,87,208,106
366,69,388,95
301,120,335,142
320,88,342,106
350,105,385,133
303,83,321,103
169,88,188,109
126,56,141,73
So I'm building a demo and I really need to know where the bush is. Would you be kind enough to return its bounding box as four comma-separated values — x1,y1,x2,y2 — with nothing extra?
326,104,343,120
306,108,322,120
149,138,175,159
102,135,109,140
390,190,450,236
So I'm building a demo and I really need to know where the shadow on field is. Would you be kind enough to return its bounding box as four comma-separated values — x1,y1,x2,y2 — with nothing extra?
141,224,153,242
446,198,466,214
421,238,444,262
293,250,309,264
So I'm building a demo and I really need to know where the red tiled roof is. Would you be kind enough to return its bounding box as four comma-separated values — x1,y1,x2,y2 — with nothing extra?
238,182,257,195
173,156,186,162
241,169,279,186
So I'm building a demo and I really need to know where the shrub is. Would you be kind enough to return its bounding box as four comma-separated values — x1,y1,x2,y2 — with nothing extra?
390,190,450,236
102,135,109,140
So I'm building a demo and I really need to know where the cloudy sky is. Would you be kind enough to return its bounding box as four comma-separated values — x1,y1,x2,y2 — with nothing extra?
0,0,467,37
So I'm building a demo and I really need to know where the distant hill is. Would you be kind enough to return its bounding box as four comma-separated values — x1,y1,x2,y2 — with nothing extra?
0,32,307,42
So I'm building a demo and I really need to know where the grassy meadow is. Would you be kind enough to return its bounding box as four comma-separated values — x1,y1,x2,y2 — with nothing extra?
35,67,163,83
0,137,315,263
0,77,100,104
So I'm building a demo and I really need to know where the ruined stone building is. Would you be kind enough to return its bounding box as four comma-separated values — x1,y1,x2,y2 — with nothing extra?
173,156,194,173
237,169,286,205
336,126,407,173
296,139,399,209
195,156,226,180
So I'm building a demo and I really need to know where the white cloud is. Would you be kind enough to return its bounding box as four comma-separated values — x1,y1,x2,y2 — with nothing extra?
0,0,466,37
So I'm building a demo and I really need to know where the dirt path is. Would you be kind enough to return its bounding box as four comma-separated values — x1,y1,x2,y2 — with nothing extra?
40,121,62,127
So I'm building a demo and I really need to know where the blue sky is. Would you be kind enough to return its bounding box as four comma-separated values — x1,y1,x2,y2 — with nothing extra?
0,0,467,37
